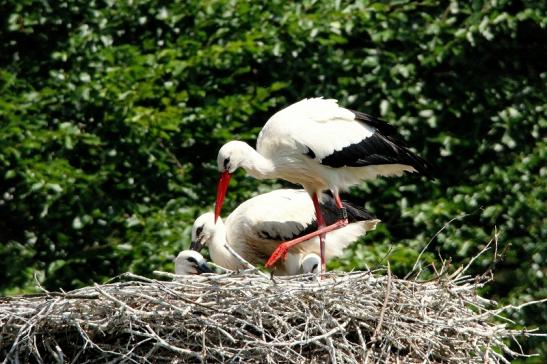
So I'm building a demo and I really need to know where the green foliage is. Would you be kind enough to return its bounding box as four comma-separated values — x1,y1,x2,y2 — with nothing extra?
1,0,545,358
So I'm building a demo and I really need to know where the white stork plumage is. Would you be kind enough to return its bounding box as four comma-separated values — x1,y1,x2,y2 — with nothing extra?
191,189,379,275
174,250,213,275
214,98,431,272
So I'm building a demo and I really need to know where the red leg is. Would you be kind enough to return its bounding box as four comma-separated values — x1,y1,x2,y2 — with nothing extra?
311,193,327,274
334,193,344,209
265,192,349,270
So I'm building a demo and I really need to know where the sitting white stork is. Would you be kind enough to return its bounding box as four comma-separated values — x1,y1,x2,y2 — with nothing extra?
191,189,379,275
214,98,431,272
174,250,213,275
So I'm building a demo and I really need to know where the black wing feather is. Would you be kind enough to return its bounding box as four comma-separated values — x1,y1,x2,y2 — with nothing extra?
320,193,376,225
349,110,404,145
320,110,433,178
255,193,376,242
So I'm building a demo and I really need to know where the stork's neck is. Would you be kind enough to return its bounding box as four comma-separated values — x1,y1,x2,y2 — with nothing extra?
239,144,276,180
208,220,244,271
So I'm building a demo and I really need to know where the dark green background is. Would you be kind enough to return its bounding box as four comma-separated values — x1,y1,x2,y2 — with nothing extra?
1,0,545,360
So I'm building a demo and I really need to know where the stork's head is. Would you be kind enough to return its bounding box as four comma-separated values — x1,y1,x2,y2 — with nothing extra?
215,141,250,222
217,141,252,174
190,212,217,252
174,250,212,275
301,253,320,274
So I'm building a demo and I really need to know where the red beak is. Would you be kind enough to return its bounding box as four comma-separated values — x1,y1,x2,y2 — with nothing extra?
215,171,231,222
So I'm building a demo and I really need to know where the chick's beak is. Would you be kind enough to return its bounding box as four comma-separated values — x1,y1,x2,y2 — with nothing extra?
196,262,213,274
215,171,231,222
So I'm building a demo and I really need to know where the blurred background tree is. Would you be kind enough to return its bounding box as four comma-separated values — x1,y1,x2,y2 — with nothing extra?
1,0,545,360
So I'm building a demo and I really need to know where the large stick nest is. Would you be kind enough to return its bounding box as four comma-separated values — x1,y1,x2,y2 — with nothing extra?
0,260,541,364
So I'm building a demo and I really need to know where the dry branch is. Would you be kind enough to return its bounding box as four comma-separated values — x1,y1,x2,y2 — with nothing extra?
1,261,543,364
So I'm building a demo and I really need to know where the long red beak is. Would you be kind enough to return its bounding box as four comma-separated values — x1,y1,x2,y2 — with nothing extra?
215,171,231,222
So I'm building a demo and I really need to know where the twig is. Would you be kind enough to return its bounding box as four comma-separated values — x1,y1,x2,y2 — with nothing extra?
407,211,476,279
372,262,392,342
249,321,349,347
223,243,270,278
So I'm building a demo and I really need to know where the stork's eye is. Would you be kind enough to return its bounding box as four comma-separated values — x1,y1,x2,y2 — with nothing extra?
196,226,204,237
187,257,197,264
223,157,230,170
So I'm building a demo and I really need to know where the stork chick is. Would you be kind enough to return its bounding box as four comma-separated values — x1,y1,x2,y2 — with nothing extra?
174,250,213,275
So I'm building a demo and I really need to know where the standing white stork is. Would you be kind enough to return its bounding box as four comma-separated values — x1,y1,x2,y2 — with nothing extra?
214,98,431,272
191,189,379,275
174,250,213,275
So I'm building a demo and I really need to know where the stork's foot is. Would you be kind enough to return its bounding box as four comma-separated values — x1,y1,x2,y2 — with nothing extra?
265,243,290,268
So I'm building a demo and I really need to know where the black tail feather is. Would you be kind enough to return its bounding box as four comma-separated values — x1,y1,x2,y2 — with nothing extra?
320,193,376,225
